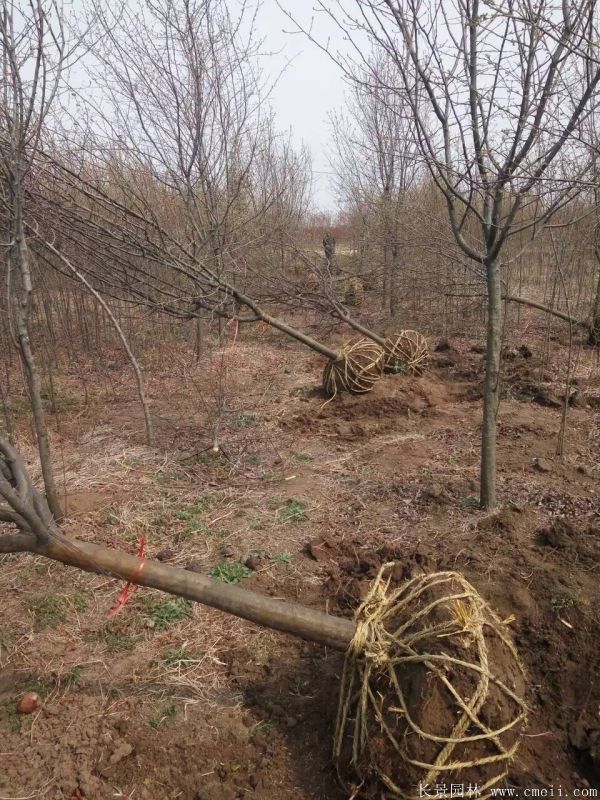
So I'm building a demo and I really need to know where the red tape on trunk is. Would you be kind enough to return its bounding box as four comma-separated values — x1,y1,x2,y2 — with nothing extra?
108,535,147,618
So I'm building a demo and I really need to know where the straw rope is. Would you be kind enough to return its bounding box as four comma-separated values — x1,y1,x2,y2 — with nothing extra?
334,567,528,799
384,330,429,375
323,338,385,398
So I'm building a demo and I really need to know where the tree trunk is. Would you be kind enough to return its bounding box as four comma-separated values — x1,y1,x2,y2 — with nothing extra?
43,240,155,447
480,259,502,510
12,204,63,521
389,242,399,317
333,308,386,347
1,532,356,652
503,294,588,332
14,295,64,522
589,266,600,346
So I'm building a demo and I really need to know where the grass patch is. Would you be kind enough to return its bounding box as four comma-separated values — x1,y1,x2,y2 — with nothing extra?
148,703,178,729
0,396,30,419
156,469,186,484
3,702,22,733
138,595,193,631
294,452,314,463
210,561,253,584
25,678,53,699
40,385,78,413
175,493,225,521
233,413,262,428
104,507,121,526
174,493,227,542
194,450,227,466
0,627,15,656
272,551,293,565
25,594,67,630
263,470,284,483
71,592,90,612
94,626,136,653
277,499,307,524
162,646,202,667
63,666,82,685
460,495,480,510
551,595,580,613
247,511,267,530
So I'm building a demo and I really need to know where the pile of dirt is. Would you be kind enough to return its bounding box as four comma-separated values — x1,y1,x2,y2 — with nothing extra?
280,374,451,442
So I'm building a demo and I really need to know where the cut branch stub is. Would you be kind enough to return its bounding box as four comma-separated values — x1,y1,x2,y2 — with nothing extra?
323,338,385,398
383,330,430,375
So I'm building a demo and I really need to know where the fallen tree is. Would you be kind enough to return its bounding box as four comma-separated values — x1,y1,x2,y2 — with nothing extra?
503,294,598,344
0,433,528,799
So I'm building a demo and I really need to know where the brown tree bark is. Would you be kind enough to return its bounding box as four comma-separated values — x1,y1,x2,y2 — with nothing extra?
12,205,63,521
480,260,502,510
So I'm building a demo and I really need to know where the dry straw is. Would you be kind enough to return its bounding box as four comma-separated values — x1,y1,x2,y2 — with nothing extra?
334,567,528,800
323,338,385,398
384,330,430,375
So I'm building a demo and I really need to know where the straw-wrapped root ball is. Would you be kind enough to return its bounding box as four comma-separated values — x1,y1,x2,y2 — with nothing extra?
334,569,528,800
323,339,385,398
384,330,429,374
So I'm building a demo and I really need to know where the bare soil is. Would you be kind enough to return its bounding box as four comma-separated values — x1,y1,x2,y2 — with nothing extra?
0,324,598,799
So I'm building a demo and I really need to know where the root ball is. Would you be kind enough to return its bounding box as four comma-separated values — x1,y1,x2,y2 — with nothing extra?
334,568,527,799
323,339,385,398
384,330,429,374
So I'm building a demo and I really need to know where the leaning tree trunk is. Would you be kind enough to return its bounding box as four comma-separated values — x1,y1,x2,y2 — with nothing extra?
480,258,502,510
205,284,384,397
1,531,355,651
43,240,154,447
12,209,63,521
503,294,591,335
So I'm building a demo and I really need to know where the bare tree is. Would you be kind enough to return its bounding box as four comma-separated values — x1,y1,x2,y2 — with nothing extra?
330,51,421,315
295,0,600,507
19,0,353,386
0,0,82,520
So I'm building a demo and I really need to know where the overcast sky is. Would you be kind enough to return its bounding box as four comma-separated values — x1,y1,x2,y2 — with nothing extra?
254,1,347,211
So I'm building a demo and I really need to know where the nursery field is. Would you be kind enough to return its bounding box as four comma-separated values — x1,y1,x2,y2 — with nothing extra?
0,318,598,800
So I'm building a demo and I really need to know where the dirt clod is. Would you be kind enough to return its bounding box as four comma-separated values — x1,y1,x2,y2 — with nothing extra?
17,692,39,714
109,741,134,765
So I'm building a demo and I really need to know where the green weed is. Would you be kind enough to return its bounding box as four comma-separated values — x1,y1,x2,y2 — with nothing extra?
247,511,266,530
71,592,90,612
25,678,52,699
210,561,253,584
460,495,480,510
272,551,293,565
96,627,136,653
162,647,202,667
25,594,67,630
63,666,82,685
139,595,193,631
148,703,178,729
277,499,307,524
294,452,314,463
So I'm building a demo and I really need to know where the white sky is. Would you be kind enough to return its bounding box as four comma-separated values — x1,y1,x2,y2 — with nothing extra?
254,1,347,211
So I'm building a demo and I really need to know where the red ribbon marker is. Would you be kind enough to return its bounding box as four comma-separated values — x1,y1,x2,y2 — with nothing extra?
108,534,147,618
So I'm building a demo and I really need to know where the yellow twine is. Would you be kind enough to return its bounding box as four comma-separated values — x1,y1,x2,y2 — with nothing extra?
384,330,429,375
334,567,528,800
323,338,385,400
